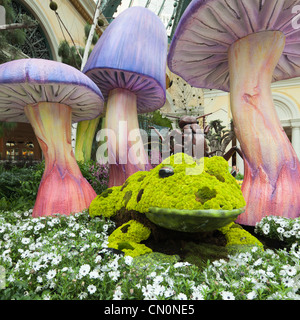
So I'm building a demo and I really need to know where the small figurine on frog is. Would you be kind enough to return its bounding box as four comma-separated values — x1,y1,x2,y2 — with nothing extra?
89,153,262,258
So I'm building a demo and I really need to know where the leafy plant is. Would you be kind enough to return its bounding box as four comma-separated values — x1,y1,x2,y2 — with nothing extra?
0,160,106,211
0,210,300,300
77,160,109,195
206,119,235,157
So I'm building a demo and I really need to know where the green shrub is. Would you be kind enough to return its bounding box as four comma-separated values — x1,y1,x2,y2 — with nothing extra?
77,160,109,195
0,160,108,212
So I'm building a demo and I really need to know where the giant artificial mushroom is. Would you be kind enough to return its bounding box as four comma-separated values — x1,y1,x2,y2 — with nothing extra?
83,6,167,187
168,0,300,226
0,58,104,217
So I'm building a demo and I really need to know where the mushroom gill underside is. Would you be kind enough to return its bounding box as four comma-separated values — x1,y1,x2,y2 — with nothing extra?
168,0,300,92
0,83,102,123
86,69,166,114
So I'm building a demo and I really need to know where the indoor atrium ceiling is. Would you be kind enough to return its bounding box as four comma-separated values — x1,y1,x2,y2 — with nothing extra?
97,0,192,41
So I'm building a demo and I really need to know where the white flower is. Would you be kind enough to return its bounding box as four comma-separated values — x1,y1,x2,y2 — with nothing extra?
165,277,174,288
153,275,164,285
32,261,41,271
21,238,30,245
3,234,9,241
251,246,259,253
191,291,204,300
124,256,133,266
283,231,291,238
89,270,100,279
267,265,274,272
142,284,154,298
113,286,123,300
247,291,257,300
79,264,91,276
266,271,275,278
282,265,297,277
279,269,286,276
78,292,88,300
52,256,62,266
46,269,57,280
173,262,191,268
176,293,187,300
108,259,119,269
35,286,43,293
95,255,102,263
164,288,175,298
282,277,294,287
262,223,270,235
37,276,43,283
213,260,223,267
52,218,60,224
259,274,268,283
108,270,120,281
279,220,288,228
293,223,300,230
0,226,5,233
87,284,97,294
253,258,263,267
277,227,285,234
221,291,235,300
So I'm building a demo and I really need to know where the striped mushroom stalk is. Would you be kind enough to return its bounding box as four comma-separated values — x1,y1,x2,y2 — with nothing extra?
168,0,300,226
0,59,104,217
83,6,167,187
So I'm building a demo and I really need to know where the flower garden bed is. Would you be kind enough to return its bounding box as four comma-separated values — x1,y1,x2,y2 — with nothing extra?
0,208,300,300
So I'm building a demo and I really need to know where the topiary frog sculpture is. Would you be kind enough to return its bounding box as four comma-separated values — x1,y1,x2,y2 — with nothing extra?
89,154,261,258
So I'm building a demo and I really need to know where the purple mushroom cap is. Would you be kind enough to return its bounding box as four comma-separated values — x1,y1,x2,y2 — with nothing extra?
168,0,300,92
83,6,167,113
0,58,105,123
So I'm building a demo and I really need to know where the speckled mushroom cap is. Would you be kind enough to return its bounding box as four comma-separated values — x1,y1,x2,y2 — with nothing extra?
0,58,104,123
83,6,167,114
168,0,300,92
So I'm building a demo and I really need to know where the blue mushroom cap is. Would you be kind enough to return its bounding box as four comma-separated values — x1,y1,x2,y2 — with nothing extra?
83,6,167,114
0,58,104,123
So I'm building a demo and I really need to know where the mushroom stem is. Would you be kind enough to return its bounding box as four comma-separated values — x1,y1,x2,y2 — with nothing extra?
105,88,152,187
24,102,97,217
75,116,101,162
228,30,300,226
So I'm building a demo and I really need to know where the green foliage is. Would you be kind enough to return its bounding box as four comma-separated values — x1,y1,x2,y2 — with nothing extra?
58,40,84,70
0,160,108,211
58,23,97,70
77,160,108,195
151,110,173,128
235,172,244,181
108,220,152,257
255,216,300,248
138,111,172,136
206,119,235,157
0,0,36,63
89,154,246,225
0,161,44,211
84,23,99,45
1,209,300,300
0,0,15,23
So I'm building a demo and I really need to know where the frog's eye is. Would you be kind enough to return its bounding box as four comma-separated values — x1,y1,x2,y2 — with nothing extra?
159,166,174,178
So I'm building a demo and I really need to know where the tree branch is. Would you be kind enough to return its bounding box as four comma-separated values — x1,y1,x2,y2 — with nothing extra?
0,22,37,31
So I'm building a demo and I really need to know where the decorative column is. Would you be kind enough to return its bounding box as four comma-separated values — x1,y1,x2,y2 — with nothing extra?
292,119,300,160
